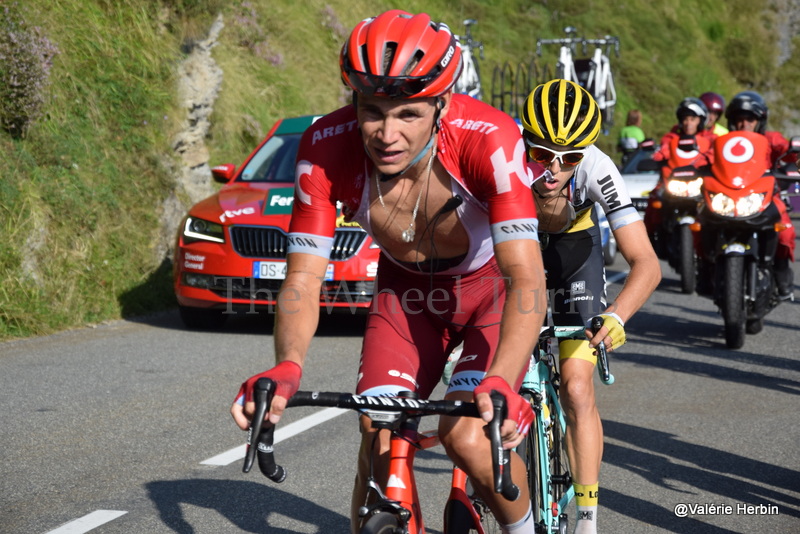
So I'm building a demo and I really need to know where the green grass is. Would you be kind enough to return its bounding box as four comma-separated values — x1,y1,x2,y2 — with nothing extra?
1,0,797,340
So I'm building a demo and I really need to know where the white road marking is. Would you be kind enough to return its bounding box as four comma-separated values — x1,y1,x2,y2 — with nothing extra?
45,510,127,533
201,407,348,466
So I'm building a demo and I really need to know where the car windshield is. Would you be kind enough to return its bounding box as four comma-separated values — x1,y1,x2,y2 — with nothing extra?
238,133,302,183
620,146,656,174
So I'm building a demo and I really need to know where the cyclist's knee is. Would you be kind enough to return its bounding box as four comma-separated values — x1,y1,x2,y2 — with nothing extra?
439,415,486,465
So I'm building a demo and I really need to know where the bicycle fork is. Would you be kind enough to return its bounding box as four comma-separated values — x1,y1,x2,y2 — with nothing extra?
359,426,436,534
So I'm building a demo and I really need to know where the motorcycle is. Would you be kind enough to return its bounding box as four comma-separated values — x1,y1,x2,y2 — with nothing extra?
695,131,798,349
648,135,709,294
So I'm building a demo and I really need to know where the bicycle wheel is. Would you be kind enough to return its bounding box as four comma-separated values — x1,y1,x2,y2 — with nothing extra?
360,512,400,534
518,392,546,527
444,492,502,534
548,393,571,506
470,495,502,534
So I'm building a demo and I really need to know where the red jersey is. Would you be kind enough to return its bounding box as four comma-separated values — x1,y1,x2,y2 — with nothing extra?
288,94,538,274
654,129,715,166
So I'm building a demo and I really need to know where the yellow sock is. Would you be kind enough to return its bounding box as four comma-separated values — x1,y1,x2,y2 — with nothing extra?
574,482,599,507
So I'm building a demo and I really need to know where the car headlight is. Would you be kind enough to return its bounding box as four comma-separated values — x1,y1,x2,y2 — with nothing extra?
709,193,736,216
183,217,225,243
735,193,765,217
666,177,703,198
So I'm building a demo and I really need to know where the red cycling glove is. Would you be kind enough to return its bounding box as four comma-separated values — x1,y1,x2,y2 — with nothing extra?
474,375,534,436
234,361,302,406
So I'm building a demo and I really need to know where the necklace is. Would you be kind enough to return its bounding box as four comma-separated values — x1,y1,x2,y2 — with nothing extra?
534,185,568,246
375,143,436,243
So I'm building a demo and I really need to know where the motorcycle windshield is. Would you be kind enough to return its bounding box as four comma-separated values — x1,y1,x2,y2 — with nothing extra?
711,131,771,189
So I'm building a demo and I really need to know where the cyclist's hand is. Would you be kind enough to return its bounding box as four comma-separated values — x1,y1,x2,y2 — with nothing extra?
231,361,302,430
587,313,626,352
474,376,533,449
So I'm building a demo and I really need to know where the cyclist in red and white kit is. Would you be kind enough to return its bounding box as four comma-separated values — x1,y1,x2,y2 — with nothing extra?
231,10,547,533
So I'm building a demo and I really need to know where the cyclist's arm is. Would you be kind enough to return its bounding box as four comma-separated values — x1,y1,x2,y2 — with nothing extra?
231,251,329,431
601,219,660,327
475,238,546,447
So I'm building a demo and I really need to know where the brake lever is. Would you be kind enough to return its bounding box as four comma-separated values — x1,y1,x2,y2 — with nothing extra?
591,317,615,385
242,377,287,483
489,391,520,501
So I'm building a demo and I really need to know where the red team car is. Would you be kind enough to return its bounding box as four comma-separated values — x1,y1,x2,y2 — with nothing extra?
173,116,379,329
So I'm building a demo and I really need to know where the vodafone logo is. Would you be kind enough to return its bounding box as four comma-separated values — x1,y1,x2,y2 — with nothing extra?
722,136,755,164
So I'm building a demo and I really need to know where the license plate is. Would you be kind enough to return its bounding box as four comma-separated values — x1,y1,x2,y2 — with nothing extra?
253,261,287,279
253,261,335,280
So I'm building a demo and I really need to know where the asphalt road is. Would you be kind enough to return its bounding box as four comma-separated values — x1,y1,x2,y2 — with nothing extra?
1,255,798,534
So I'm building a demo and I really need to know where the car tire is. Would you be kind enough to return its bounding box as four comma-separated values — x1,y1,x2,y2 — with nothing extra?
178,305,228,330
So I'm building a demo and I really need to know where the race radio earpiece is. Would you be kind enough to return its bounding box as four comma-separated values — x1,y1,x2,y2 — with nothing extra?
434,97,444,131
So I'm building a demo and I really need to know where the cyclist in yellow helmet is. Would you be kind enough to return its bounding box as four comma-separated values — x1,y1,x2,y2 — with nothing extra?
521,79,661,534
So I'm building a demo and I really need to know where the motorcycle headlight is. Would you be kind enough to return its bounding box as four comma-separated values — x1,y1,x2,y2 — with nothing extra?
666,177,703,198
709,193,736,216
735,193,765,217
183,217,225,243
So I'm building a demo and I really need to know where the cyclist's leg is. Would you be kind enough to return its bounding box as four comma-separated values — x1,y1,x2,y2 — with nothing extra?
437,266,533,529
547,232,606,534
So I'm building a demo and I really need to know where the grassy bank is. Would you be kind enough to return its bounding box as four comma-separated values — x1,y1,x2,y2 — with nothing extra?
1,0,797,340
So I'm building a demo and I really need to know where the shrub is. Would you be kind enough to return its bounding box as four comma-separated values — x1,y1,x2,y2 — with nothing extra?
0,2,59,138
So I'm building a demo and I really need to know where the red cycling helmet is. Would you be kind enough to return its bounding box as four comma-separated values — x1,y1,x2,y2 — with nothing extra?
340,10,463,99
699,92,726,114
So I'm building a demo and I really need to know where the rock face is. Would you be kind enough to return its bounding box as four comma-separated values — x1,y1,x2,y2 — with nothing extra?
159,14,224,261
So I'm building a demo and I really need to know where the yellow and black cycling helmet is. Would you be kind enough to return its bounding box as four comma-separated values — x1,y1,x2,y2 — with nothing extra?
521,79,601,148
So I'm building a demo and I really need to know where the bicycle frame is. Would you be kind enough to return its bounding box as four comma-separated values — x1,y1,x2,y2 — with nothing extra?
520,324,613,533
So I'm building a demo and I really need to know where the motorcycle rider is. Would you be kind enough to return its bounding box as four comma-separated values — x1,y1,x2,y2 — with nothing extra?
699,91,729,137
522,79,661,534
644,97,714,241
724,91,795,299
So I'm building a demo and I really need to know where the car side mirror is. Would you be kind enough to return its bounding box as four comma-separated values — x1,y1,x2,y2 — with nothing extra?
211,164,236,184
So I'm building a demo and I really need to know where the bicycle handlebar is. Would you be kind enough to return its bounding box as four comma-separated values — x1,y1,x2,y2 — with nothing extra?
590,317,615,385
242,377,520,501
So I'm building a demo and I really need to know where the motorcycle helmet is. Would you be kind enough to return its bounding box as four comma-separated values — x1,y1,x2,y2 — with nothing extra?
521,79,601,147
699,92,726,114
676,97,708,130
340,10,463,99
725,91,768,134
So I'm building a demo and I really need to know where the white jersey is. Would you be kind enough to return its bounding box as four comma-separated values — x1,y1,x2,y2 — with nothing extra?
531,144,640,234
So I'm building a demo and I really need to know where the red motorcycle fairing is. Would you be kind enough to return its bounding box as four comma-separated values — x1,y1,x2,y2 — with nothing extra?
709,131,771,189
702,132,776,217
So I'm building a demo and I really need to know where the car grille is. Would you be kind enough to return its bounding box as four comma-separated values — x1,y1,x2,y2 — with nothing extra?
631,198,649,212
230,226,368,260
205,276,375,305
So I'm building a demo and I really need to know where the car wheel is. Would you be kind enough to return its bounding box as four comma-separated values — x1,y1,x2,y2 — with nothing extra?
603,234,618,265
178,305,228,330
